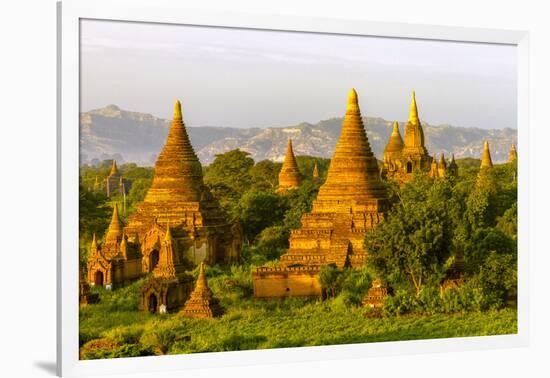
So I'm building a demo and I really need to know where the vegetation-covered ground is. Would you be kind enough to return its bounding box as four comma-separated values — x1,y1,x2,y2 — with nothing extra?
80,276,517,359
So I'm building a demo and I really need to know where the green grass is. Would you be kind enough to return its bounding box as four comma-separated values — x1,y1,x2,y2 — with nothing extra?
80,275,517,359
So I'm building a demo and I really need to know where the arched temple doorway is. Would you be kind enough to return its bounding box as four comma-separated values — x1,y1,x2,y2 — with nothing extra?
406,162,413,173
149,249,159,272
94,271,104,286
148,293,158,313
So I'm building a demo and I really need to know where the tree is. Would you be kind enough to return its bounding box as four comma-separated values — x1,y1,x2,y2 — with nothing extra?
79,184,112,240
365,175,459,296
235,190,289,242
249,160,281,191
204,149,255,216
319,264,341,299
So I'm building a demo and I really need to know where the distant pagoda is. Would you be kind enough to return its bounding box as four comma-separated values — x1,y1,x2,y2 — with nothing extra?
480,141,493,169
253,89,389,298
312,162,319,182
382,91,433,183
104,160,130,198
180,262,223,318
447,154,459,177
277,139,302,192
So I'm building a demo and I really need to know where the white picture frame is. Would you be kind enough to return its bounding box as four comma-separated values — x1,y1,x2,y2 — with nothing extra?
57,0,530,376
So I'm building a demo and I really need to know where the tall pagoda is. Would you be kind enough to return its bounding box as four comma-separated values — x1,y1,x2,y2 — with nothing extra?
253,89,389,298
277,139,302,192
104,160,130,197
124,100,241,270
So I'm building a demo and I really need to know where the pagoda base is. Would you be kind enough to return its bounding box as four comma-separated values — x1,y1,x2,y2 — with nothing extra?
252,266,322,298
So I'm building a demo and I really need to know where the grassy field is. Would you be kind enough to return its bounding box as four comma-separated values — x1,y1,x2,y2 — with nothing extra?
79,275,517,359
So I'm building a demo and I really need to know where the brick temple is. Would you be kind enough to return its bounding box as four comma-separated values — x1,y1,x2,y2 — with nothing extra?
86,100,242,294
253,89,389,298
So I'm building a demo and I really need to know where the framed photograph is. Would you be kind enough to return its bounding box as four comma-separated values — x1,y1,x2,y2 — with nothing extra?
58,0,529,376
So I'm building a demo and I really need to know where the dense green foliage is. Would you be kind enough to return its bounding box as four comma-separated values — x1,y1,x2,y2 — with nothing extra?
365,162,517,313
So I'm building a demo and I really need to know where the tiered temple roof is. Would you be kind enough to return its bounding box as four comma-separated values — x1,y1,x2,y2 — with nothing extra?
278,139,302,192
180,262,223,318
277,89,388,269
402,91,429,158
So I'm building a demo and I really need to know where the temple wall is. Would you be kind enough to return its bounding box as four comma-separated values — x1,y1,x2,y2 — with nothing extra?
253,268,322,298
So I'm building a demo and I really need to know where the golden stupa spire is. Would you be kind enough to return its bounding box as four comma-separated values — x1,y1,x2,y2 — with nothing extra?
143,100,204,203
109,159,118,176
105,204,123,242
173,100,182,120
196,262,208,291
409,90,420,125
312,162,319,181
480,141,493,169
278,138,302,192
508,143,517,163
91,233,98,250
385,121,404,153
317,88,387,203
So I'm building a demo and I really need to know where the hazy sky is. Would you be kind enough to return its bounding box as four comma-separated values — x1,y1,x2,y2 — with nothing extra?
80,19,517,129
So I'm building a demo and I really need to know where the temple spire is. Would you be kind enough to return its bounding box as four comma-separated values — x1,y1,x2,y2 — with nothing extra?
174,100,183,120
196,262,208,290
409,90,420,125
91,233,97,250
480,141,493,169
106,204,123,242
312,163,319,182
109,159,118,176
318,88,387,203
144,100,204,204
384,121,404,160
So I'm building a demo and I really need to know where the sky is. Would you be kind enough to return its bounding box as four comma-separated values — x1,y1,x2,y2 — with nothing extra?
80,19,517,130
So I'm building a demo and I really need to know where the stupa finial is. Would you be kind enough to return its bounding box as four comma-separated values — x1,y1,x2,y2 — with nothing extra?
174,100,182,120
409,90,419,125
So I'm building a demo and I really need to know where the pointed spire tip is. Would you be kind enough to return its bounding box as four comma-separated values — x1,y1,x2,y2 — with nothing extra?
173,100,182,120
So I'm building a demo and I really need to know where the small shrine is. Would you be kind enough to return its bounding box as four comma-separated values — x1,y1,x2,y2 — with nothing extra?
362,279,389,309
180,262,223,318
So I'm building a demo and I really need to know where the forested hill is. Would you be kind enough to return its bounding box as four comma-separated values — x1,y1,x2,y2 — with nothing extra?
80,105,517,166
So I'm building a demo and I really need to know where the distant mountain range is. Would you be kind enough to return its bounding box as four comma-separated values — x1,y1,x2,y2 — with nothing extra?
80,105,517,166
